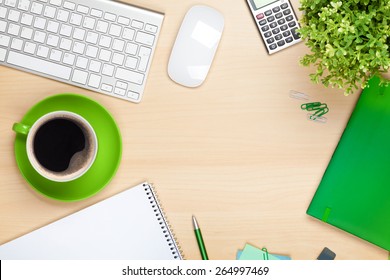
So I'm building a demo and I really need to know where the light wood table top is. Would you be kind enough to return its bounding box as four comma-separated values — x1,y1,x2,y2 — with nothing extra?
0,0,389,260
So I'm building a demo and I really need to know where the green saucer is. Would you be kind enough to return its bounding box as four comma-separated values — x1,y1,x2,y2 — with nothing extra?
14,94,122,202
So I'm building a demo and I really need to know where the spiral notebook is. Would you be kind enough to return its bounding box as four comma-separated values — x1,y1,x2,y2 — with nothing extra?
0,182,182,259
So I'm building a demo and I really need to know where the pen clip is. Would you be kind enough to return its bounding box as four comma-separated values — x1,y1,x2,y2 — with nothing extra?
261,247,269,260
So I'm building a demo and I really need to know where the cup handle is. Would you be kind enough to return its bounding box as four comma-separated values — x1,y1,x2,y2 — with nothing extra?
13,122,31,135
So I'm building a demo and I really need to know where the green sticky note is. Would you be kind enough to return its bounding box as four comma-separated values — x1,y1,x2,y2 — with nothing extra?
238,244,280,260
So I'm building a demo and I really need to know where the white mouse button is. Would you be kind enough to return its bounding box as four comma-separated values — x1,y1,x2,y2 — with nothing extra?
168,5,224,88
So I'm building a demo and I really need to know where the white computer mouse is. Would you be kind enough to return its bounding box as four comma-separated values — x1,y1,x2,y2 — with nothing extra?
168,5,224,88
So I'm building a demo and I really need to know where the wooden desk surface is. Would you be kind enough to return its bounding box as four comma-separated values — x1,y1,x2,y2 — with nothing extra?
0,0,388,260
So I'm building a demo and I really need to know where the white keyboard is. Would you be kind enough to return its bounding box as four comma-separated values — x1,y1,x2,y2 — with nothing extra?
0,0,164,103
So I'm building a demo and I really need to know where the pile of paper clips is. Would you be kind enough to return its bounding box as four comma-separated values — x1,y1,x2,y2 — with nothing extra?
289,90,329,123
301,102,329,121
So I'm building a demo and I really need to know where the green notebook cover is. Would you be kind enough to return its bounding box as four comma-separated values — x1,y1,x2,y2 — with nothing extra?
307,76,390,251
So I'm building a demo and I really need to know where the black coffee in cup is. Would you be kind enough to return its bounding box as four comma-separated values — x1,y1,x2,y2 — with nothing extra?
34,118,86,172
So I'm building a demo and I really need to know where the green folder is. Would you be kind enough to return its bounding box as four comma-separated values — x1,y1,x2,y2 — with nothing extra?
307,76,390,251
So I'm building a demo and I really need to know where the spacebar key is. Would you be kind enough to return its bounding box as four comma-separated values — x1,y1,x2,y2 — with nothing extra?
7,51,72,80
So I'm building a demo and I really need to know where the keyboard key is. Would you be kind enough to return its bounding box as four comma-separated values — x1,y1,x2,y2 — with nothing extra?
23,41,36,53
70,13,82,25
123,28,135,40
86,31,98,44
72,69,88,84
277,40,285,47
272,28,280,34
115,81,127,89
104,12,116,21
0,48,7,61
73,27,86,40
280,24,288,31
72,41,85,54
281,3,288,9
77,5,89,14
118,16,130,25
131,20,143,29
115,67,144,85
114,87,126,96
138,46,151,72
0,20,6,32
264,31,272,38
31,2,44,15
7,51,71,79
99,49,111,62
283,31,291,37
102,63,114,76
8,10,21,22
5,0,17,7
286,15,293,21
291,27,300,39
88,74,101,88
145,24,157,33
21,13,34,25
91,9,103,18
85,45,98,58
101,84,112,92
266,38,274,44
47,34,60,47
272,6,280,13
11,38,23,50
125,56,137,69
258,19,267,26
0,34,10,47
275,34,283,41
8,23,20,36
288,21,296,27
261,25,269,32
275,12,283,19
34,17,46,30
135,32,155,46
283,9,291,16
277,18,285,25
125,42,137,55
83,17,96,29
76,56,88,69
50,0,62,6
18,0,31,11
59,38,72,50
37,45,50,58
63,1,75,10
270,22,277,29
89,60,101,72
47,20,60,32
20,27,33,40
0,7,6,19
62,52,75,65
267,16,275,22
112,52,125,65
60,24,72,36
112,39,125,52
109,24,122,37
269,44,277,50
127,91,139,101
286,37,293,43
264,10,272,16
49,49,62,61
99,35,112,48
43,6,56,18
57,10,70,22
96,20,109,33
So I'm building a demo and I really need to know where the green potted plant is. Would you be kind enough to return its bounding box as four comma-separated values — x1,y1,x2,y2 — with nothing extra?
298,0,390,94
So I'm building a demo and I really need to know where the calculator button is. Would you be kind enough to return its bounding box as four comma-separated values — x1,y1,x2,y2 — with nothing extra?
288,21,296,27
275,34,283,41
272,7,280,13
286,15,293,21
281,3,288,9
256,13,264,20
277,40,285,47
291,27,300,39
275,12,283,19
270,22,277,28
272,28,280,34
262,25,269,32
286,37,293,43
278,18,286,25
283,9,291,16
282,30,291,37
269,43,277,50
259,19,267,25
267,16,275,22
280,24,288,31
264,31,272,38
265,10,272,16
267,38,274,44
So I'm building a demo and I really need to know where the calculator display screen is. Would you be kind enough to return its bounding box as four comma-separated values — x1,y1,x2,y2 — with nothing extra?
252,0,278,9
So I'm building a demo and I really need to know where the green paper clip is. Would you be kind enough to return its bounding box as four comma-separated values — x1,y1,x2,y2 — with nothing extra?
261,247,269,260
310,107,329,120
301,102,322,110
306,103,328,112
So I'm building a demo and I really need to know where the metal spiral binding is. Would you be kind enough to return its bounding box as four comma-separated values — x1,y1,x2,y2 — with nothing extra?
143,182,184,259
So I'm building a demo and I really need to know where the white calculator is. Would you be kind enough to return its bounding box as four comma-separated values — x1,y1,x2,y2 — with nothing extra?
246,0,302,54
